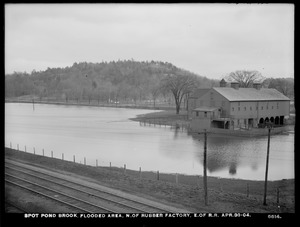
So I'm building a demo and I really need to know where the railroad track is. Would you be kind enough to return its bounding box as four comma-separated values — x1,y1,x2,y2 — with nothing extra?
5,160,182,213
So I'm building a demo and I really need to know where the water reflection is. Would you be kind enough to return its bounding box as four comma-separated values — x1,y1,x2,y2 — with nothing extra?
190,133,270,177
5,103,294,180
229,162,237,175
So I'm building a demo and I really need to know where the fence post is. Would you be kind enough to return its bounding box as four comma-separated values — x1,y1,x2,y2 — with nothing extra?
25,146,26,152
62,153,64,160
139,167,142,180
263,127,272,206
157,170,159,180
247,183,249,197
124,164,126,174
277,188,280,204
51,151,53,158
84,157,86,165
96,159,98,167
10,142,12,148
33,147,35,155
73,155,75,163
203,129,208,206
17,144,19,151
220,182,223,192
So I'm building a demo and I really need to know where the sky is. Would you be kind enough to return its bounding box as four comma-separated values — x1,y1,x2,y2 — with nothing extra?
5,3,294,80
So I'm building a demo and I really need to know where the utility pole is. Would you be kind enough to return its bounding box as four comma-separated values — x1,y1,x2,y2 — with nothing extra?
203,129,208,206
263,126,271,205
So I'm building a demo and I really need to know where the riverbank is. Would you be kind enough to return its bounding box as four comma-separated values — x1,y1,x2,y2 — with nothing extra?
130,109,190,127
130,110,295,136
5,98,173,111
6,100,295,128
5,148,294,213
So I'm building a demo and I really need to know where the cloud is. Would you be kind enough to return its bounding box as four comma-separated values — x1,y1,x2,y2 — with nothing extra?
5,3,294,78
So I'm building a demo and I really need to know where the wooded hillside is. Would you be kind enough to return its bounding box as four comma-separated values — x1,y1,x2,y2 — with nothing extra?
5,60,294,109
5,60,217,105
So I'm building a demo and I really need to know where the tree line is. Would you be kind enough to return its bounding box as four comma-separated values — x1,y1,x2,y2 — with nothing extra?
5,60,294,114
5,60,217,111
224,70,294,99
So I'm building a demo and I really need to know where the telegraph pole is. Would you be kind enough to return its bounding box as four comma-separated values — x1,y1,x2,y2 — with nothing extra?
203,129,208,206
263,126,272,205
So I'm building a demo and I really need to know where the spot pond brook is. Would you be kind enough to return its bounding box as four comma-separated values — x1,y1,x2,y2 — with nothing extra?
5,103,294,181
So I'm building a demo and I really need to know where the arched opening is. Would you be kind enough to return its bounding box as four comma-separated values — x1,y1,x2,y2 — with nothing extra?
280,116,284,125
259,118,264,124
275,116,279,125
265,117,269,123
270,117,274,123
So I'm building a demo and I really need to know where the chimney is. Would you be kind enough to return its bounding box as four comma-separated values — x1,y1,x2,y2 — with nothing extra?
220,79,227,87
253,82,262,90
230,82,239,90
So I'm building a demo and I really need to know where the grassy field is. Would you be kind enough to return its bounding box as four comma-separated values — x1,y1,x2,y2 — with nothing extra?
130,109,190,127
5,148,295,213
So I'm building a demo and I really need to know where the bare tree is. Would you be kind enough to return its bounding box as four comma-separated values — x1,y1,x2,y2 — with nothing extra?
267,78,294,98
225,70,265,88
148,76,161,108
162,72,197,114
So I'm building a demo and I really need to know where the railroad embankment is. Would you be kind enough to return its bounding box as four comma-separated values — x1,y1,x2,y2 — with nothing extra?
5,148,294,213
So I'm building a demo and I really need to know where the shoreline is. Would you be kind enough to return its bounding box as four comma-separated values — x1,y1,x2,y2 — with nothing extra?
5,99,171,111
5,148,295,213
6,100,295,132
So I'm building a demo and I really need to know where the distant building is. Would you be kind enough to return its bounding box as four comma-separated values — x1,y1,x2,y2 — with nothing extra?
188,79,290,132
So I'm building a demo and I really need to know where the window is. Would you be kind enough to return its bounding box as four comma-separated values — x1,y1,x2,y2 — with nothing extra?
250,107,252,111
204,112,207,117
238,107,240,111
232,107,234,112
261,106,263,110
244,107,246,111
196,111,199,117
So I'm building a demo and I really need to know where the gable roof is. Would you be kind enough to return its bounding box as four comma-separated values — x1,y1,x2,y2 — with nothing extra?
213,87,290,102
190,88,210,98
193,106,219,112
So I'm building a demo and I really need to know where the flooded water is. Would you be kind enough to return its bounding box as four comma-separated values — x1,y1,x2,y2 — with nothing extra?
5,103,294,180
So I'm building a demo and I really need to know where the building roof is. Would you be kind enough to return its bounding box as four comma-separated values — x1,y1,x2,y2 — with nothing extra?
193,106,219,112
189,88,210,98
213,87,290,102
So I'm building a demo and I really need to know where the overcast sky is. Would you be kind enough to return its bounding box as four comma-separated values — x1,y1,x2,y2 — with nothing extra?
5,3,294,79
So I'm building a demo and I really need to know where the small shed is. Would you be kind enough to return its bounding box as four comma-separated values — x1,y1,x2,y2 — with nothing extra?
190,107,220,131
